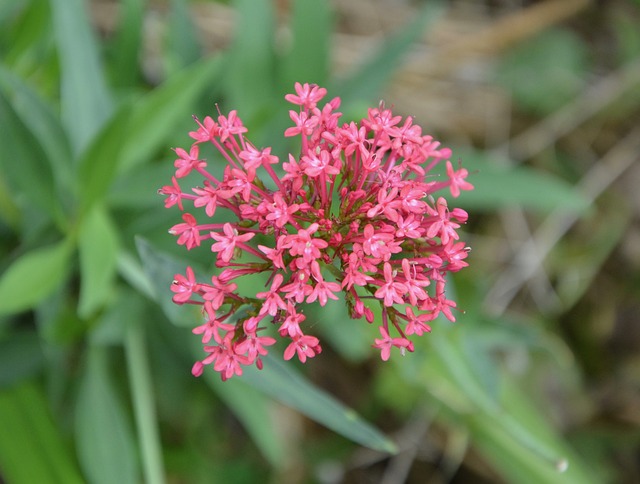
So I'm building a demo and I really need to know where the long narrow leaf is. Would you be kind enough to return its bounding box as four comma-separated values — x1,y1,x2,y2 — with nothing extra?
0,381,84,484
76,103,132,215
136,237,398,453
119,56,222,172
224,0,276,120
125,310,167,484
0,331,45,388
240,354,398,454
0,239,73,316
453,160,590,213
75,345,139,484
78,206,120,317
205,375,288,468
164,0,201,74
50,0,113,154
279,0,332,88
108,0,145,88
0,65,74,193
0,89,61,220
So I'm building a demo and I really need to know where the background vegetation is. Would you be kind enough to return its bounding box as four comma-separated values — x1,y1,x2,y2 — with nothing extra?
1,0,639,482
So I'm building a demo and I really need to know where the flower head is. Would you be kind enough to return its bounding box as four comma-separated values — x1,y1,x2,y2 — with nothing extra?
160,84,473,380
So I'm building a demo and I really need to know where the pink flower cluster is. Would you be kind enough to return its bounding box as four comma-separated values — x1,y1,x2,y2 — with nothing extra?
159,83,473,380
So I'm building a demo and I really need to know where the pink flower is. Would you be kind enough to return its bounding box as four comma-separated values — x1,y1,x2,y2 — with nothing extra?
278,304,305,337
282,223,328,268
210,223,255,263
284,334,322,363
171,267,199,304
265,193,300,228
256,273,287,316
169,213,201,250
161,84,473,380
374,262,408,307
307,261,340,306
189,116,218,142
284,82,327,110
192,181,219,217
235,331,277,361
372,327,412,361
446,160,474,198
158,176,184,210
174,145,205,178
403,307,432,336
217,110,247,142
284,110,317,137
201,275,237,310
301,150,340,178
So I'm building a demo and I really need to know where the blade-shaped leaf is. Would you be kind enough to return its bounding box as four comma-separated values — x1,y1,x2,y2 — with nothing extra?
466,380,603,484
75,345,139,484
0,381,84,484
0,238,73,316
279,0,332,88
76,103,132,215
0,331,45,388
135,237,198,327
50,0,113,155
0,65,73,193
224,0,276,120
107,0,145,88
124,308,167,484
205,374,288,468
136,237,397,453
78,206,120,317
238,354,398,454
164,0,201,75
413,322,600,484
451,148,590,213
119,56,222,172
0,89,61,219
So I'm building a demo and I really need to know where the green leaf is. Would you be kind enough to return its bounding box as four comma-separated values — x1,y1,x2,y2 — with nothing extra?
76,103,132,215
0,239,72,316
164,0,201,75
119,56,223,172
205,375,287,468
78,206,120,318
107,0,145,88
452,148,590,213
410,320,600,484
0,331,45,388
0,64,74,193
225,0,276,120
239,354,398,454
0,0,24,25
1,1,51,72
50,0,113,154
467,379,604,484
0,381,84,484
137,237,397,453
75,345,139,484
124,310,167,484
332,1,444,104
280,0,332,88
135,237,198,327
0,89,61,219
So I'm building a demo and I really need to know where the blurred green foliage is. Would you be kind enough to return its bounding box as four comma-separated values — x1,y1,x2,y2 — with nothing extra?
0,0,627,483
